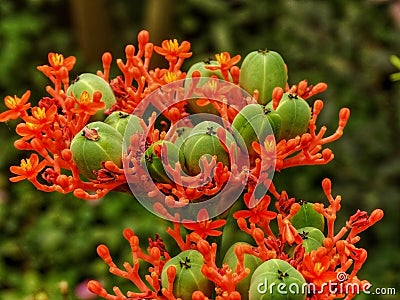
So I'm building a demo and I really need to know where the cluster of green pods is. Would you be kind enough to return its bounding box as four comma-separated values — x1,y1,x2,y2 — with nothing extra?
69,73,144,180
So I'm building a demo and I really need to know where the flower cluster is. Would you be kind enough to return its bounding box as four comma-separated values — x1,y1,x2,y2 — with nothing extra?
87,179,383,300
0,30,347,202
0,30,383,299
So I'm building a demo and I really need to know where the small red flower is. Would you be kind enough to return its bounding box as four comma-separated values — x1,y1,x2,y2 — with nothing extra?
71,91,105,115
10,153,47,182
0,91,31,122
37,52,76,77
252,135,277,170
233,194,277,224
154,39,192,63
183,209,226,239
24,105,58,126
301,253,338,287
205,52,241,72
15,122,44,140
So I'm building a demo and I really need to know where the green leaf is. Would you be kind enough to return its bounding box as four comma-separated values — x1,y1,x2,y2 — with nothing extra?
390,72,400,82
390,55,400,69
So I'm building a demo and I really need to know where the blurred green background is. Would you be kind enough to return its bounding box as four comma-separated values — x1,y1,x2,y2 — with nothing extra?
1,0,399,299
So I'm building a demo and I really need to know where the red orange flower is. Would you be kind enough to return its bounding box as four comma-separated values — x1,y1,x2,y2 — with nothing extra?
15,122,43,140
10,154,47,182
24,105,58,126
205,52,241,72
205,52,241,81
183,209,226,238
70,91,106,115
0,91,31,122
37,52,76,77
154,39,192,63
233,194,277,224
301,253,338,287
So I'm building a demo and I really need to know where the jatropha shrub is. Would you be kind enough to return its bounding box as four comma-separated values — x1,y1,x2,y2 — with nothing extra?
0,30,384,300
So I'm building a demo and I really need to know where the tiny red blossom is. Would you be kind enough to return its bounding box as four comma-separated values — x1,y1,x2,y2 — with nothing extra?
0,91,31,122
183,209,226,238
154,39,192,62
37,52,76,77
10,153,47,182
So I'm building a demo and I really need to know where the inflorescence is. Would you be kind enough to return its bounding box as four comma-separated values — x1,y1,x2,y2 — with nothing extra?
0,30,383,300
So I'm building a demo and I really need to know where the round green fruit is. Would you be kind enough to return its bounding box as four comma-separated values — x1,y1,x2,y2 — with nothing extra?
180,121,235,175
104,111,143,138
239,50,287,105
141,140,183,184
223,242,263,300
274,93,311,141
232,104,281,159
181,134,230,176
189,121,237,148
67,73,117,114
161,250,213,300
249,259,306,300
297,227,325,253
172,126,192,148
286,226,325,257
290,202,325,232
70,121,123,180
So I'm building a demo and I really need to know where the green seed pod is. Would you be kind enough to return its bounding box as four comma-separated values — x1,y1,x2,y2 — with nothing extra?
232,104,281,159
180,121,234,175
104,111,143,138
173,126,192,147
223,242,263,300
67,73,117,116
290,202,325,232
274,93,311,141
191,120,237,150
266,110,282,139
297,227,325,253
249,259,307,300
141,140,183,184
286,226,325,257
161,250,213,300
70,121,123,180
181,134,230,176
239,50,287,105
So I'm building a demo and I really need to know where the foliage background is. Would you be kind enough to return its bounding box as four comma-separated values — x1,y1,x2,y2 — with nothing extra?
0,0,399,299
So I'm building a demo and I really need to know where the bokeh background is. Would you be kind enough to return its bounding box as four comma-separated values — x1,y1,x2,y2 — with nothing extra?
1,0,399,299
